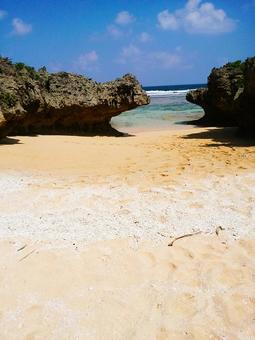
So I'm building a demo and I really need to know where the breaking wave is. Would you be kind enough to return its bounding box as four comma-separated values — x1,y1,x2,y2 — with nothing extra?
146,89,197,97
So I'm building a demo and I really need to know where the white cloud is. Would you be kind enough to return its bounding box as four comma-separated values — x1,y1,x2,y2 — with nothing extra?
75,51,99,71
118,44,141,64
149,52,182,69
107,25,123,38
157,0,236,34
115,11,135,25
104,10,134,40
158,10,179,30
122,44,141,58
139,32,151,43
12,18,32,36
117,44,183,70
0,10,7,20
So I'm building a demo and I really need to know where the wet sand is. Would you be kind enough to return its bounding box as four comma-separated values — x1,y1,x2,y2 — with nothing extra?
0,126,255,338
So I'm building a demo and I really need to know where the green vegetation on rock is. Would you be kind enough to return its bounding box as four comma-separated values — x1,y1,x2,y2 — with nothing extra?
14,62,40,79
0,92,17,108
226,60,242,68
226,60,245,72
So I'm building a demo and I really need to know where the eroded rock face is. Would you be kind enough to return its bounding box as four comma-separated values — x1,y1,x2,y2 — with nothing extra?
237,58,255,135
186,58,255,135
0,58,149,138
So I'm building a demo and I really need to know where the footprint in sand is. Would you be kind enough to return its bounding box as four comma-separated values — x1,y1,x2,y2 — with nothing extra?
141,252,156,267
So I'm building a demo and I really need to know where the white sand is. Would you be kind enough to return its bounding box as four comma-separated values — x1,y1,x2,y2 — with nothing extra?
0,171,254,244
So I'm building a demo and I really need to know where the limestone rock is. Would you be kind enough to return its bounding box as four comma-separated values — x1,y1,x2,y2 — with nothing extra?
237,58,255,135
186,57,255,135
0,57,149,138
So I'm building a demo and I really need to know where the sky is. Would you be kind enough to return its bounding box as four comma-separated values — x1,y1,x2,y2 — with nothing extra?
0,0,254,85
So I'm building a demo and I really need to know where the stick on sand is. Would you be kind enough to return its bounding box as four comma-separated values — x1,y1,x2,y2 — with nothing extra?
168,231,202,247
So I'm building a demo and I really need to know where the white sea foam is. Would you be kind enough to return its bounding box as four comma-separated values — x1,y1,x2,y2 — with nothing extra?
146,89,197,97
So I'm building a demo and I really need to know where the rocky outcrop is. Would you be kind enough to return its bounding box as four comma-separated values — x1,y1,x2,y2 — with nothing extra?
186,58,255,135
237,58,255,135
0,57,149,138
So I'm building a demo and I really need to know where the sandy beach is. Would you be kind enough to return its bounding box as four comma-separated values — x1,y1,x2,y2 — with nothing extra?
0,126,255,338
1,0,254,337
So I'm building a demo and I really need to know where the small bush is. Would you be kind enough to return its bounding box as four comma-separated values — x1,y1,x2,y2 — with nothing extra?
39,66,47,73
0,92,17,107
15,62,37,78
226,60,245,72
227,60,242,68
0,56,12,64
25,65,36,74
15,62,26,71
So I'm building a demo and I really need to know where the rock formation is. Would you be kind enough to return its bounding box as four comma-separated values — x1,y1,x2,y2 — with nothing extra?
186,57,255,135
0,57,149,138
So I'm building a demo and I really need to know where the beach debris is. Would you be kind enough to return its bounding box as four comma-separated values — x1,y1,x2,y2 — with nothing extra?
168,231,202,247
19,249,36,262
215,226,225,236
157,232,167,237
17,244,27,252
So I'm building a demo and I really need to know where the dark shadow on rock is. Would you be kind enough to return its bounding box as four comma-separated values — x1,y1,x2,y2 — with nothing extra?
0,137,21,145
182,127,255,147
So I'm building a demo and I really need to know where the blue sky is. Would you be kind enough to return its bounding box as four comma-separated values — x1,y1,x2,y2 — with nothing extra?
0,0,254,85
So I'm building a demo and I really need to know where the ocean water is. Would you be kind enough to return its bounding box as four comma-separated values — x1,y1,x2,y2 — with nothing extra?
111,84,206,133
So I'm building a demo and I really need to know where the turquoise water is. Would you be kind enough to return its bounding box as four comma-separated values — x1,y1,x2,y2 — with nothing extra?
111,84,205,132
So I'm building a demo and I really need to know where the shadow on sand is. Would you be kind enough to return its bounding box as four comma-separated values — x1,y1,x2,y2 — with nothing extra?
0,137,21,145
182,127,255,147
0,126,134,145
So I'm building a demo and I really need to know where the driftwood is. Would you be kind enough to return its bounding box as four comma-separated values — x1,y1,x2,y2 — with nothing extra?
168,226,227,247
168,231,202,247
17,244,27,252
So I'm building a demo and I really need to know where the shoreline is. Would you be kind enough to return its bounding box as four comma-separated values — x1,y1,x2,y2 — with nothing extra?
111,118,202,134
